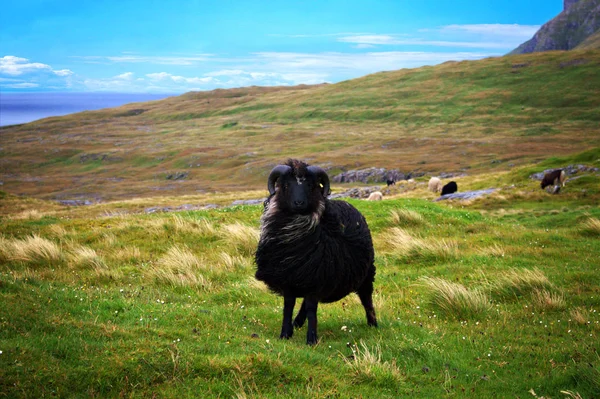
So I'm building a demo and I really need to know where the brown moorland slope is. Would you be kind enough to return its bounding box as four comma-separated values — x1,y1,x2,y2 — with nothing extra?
1,50,599,202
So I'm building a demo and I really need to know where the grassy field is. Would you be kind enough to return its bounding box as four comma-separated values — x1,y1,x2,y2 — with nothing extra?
1,49,600,397
1,147,599,398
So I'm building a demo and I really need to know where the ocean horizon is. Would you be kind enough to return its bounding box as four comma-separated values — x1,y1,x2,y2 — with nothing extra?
0,92,177,127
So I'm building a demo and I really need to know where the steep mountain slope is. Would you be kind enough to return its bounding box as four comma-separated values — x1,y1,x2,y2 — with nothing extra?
1,50,599,201
510,0,600,54
575,29,600,48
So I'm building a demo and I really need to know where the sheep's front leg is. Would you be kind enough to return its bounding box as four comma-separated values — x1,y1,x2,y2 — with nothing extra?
280,295,296,339
304,297,319,345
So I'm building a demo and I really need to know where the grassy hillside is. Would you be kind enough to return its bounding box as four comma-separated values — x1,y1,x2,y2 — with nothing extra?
1,150,599,397
576,30,600,49
1,50,600,202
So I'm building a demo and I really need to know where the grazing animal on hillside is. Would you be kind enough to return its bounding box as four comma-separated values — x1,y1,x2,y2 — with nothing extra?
441,181,458,196
255,159,378,345
428,177,442,193
386,179,396,186
541,169,566,194
367,191,383,201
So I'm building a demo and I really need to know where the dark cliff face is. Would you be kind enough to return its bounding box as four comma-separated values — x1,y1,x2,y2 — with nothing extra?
509,0,600,54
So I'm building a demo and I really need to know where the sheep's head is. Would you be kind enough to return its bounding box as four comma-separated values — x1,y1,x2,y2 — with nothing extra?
267,159,330,215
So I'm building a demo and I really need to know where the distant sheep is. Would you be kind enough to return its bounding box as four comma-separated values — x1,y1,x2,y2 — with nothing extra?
255,159,378,345
428,177,442,193
386,179,395,186
441,181,458,196
541,169,566,194
367,191,383,201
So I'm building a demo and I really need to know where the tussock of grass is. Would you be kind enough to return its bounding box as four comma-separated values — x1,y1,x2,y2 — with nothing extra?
342,341,404,384
219,222,259,256
570,307,591,325
217,252,252,272
489,268,552,300
112,246,142,263
70,246,107,271
476,243,507,258
148,245,211,289
390,209,424,226
531,289,566,311
49,224,68,238
380,227,458,261
171,215,217,236
421,277,491,319
6,235,63,264
580,217,600,236
10,209,45,220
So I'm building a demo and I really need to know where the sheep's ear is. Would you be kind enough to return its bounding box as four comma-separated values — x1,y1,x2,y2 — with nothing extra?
308,166,330,197
267,165,292,195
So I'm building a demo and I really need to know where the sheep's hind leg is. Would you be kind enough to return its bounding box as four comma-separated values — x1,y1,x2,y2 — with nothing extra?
357,278,378,327
304,297,319,345
280,295,296,339
293,299,307,328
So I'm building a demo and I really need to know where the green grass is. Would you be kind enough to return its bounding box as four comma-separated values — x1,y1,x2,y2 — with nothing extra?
1,167,599,398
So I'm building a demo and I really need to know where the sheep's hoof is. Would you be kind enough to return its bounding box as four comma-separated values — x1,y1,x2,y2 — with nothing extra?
280,325,294,339
306,331,318,345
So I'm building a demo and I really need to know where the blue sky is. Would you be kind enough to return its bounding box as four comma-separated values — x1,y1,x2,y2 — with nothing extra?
0,0,563,93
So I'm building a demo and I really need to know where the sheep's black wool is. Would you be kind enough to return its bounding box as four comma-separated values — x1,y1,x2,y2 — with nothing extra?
255,159,377,345
441,181,458,196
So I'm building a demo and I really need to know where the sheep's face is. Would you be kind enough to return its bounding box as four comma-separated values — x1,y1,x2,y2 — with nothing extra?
277,172,322,214
266,159,330,216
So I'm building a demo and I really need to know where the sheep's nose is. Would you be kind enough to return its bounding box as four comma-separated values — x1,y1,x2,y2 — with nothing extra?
294,200,305,207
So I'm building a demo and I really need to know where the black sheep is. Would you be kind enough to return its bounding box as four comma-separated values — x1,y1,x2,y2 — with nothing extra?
255,159,378,345
386,179,396,186
441,181,458,196
541,169,566,193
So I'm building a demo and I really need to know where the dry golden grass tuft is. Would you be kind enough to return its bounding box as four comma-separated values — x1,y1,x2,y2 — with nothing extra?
379,227,458,260
490,268,552,300
570,307,591,325
476,243,507,258
70,246,107,272
390,209,425,226
147,245,211,289
579,217,600,236
6,235,64,264
244,277,269,292
9,209,45,220
171,215,217,236
219,222,260,256
342,341,403,383
421,277,491,318
531,289,566,311
112,246,142,263
217,252,253,272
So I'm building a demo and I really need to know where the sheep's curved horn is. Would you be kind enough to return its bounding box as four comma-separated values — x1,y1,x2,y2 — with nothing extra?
267,165,292,195
308,165,331,197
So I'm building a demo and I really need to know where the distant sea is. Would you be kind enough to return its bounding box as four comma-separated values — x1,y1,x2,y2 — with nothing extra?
0,92,176,127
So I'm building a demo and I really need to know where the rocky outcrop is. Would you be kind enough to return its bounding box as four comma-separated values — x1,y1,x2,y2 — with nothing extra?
434,188,496,202
509,0,600,54
332,168,424,184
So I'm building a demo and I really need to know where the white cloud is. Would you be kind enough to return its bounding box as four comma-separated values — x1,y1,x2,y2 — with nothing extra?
0,56,74,77
115,72,134,80
75,55,214,66
4,82,39,88
339,24,540,50
440,24,540,38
